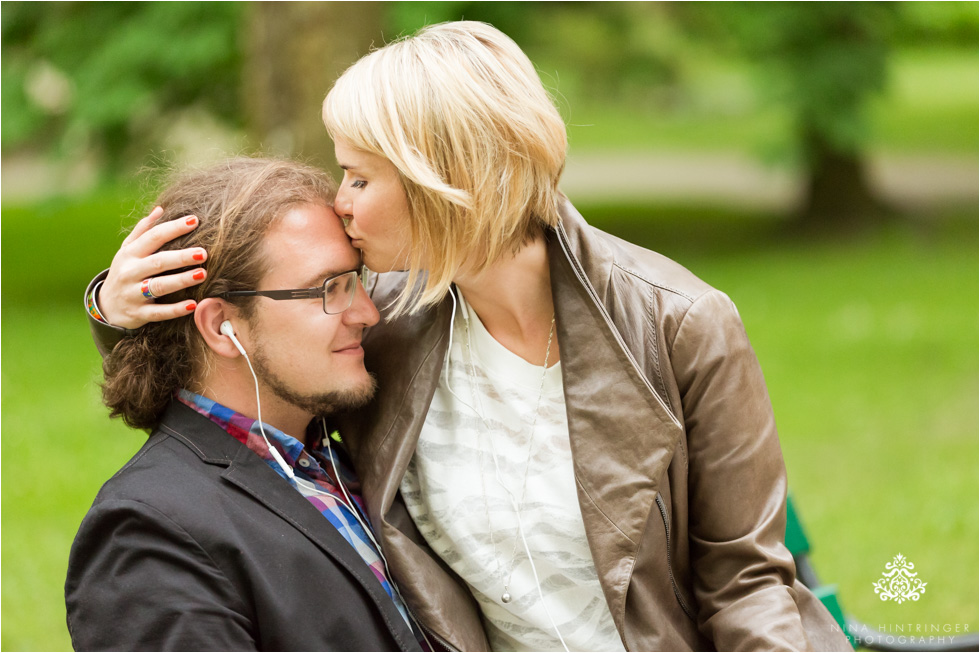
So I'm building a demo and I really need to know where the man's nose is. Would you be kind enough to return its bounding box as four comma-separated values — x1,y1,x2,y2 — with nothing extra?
344,281,380,328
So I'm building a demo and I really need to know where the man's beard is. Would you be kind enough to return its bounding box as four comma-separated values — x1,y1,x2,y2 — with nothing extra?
250,346,376,418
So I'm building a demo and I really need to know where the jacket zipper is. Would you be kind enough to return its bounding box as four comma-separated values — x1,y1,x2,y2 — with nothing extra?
408,606,457,652
656,494,697,622
556,222,696,626
390,573,458,651
555,224,682,430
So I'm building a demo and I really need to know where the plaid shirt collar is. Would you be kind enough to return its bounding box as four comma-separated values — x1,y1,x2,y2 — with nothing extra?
173,390,428,648
176,389,315,474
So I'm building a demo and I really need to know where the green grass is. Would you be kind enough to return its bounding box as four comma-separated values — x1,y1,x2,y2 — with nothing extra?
2,195,977,650
1,307,146,652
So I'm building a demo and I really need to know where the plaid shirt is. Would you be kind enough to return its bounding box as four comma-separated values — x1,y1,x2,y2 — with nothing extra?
177,390,429,649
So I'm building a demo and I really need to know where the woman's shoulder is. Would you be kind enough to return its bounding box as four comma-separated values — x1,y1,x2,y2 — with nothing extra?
594,226,716,305
558,200,717,307
366,270,412,308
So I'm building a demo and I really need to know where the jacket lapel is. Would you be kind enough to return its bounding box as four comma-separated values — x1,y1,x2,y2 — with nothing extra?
159,403,416,643
548,202,685,622
355,299,452,522
220,449,392,597
351,302,493,650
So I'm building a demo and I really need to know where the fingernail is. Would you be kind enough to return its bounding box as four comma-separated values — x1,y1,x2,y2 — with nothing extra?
192,270,205,280
186,302,197,311
185,216,198,226
192,251,206,261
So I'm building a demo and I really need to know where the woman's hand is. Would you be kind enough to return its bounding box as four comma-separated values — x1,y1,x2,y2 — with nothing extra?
99,207,208,329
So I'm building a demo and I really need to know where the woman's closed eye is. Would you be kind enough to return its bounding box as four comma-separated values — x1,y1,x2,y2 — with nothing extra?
351,180,366,189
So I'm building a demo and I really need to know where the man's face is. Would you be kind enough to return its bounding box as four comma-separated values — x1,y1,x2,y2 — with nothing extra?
240,202,380,418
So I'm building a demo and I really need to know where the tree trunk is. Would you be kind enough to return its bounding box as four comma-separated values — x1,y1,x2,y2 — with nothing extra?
799,126,885,229
242,2,384,171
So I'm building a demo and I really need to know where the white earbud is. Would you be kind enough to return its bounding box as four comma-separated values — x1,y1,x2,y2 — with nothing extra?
219,319,294,479
220,320,247,356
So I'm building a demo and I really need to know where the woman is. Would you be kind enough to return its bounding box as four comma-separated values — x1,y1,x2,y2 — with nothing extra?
89,21,850,652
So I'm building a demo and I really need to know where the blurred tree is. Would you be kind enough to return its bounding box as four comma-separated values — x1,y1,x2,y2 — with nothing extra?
892,1,978,46
694,3,899,226
3,0,972,217
243,2,384,170
388,2,689,109
389,2,904,226
1,2,244,171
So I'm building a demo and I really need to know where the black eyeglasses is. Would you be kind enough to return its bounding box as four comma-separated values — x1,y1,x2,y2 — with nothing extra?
217,267,367,315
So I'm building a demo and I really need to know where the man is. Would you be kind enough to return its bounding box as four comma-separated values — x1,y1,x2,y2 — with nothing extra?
66,158,465,651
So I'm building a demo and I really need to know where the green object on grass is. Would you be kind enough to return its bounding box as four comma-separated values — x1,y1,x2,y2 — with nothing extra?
785,494,811,556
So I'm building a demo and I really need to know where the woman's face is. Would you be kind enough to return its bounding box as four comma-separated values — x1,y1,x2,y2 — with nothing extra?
333,138,414,272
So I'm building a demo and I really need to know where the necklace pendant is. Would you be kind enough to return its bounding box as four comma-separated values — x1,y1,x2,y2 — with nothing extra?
501,591,512,604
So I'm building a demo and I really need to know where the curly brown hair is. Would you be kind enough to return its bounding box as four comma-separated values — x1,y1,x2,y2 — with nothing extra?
101,157,336,430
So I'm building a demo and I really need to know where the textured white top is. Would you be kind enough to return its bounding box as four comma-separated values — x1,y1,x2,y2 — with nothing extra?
400,292,626,652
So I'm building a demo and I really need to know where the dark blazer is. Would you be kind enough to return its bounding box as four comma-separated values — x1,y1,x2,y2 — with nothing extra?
65,401,423,652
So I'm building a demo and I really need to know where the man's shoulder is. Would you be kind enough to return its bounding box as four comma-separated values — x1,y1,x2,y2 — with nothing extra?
87,405,235,514
87,434,214,519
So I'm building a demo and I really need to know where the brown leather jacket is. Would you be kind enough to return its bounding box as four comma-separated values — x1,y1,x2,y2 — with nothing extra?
337,200,852,651
86,200,851,651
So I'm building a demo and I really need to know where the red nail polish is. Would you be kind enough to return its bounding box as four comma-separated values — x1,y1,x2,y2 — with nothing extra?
186,302,197,311
192,251,205,261
186,216,197,226
192,270,205,280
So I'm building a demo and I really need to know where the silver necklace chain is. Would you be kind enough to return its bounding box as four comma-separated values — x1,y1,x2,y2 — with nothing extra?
462,312,555,604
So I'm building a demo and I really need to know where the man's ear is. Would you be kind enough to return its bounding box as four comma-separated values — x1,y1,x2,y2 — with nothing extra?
194,298,244,359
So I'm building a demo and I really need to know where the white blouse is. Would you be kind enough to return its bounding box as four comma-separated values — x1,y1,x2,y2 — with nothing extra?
400,292,626,652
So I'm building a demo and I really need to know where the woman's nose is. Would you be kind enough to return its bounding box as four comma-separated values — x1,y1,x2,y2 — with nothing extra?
334,185,352,219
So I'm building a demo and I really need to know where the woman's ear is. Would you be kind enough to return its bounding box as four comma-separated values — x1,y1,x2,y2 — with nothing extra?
194,298,244,359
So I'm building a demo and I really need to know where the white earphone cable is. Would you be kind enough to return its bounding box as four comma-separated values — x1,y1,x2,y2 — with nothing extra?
320,422,435,651
442,287,569,652
223,322,433,648
228,327,294,480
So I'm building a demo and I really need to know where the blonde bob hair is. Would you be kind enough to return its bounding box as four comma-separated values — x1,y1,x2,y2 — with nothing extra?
323,21,567,315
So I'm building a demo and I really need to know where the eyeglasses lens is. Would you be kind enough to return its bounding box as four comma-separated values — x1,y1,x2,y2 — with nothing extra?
323,271,359,314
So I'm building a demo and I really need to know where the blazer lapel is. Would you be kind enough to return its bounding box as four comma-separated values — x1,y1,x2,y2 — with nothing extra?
220,448,392,597
160,403,414,643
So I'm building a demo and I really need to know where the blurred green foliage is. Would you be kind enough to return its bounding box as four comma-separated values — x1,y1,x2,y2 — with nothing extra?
1,187,146,305
3,1,976,177
1,1,243,165
712,3,895,157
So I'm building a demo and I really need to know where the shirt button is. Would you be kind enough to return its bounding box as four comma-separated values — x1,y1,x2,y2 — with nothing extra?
298,458,311,468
